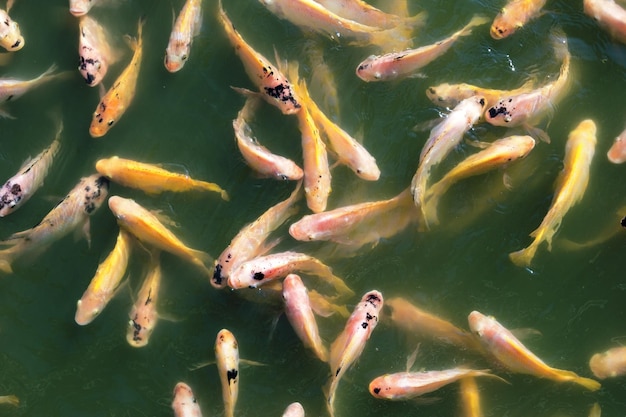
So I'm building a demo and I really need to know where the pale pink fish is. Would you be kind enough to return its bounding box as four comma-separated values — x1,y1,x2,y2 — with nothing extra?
69,0,109,17
589,346,626,379
325,290,383,417
218,0,300,115
0,119,62,217
468,310,601,391
423,135,536,226
410,96,486,227
78,15,121,86
490,0,547,39
313,0,407,29
289,189,411,243
282,274,329,362
607,126,626,163
356,15,489,82
425,78,535,110
459,377,482,417
213,181,301,288
485,30,571,142
584,0,626,44
281,402,305,417
215,329,239,417
227,251,353,298
0,175,109,274
233,97,303,180
172,382,203,417
304,37,340,119
75,229,133,325
0,4,22,51
164,0,202,72
257,0,423,50
509,120,596,267
386,297,485,353
369,368,502,400
127,252,162,347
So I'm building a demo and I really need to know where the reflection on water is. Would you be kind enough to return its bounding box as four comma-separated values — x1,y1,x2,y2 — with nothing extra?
1,0,626,416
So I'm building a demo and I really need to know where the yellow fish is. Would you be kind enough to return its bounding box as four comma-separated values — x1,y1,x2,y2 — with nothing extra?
127,251,162,347
215,329,239,417
164,0,202,72
490,0,547,39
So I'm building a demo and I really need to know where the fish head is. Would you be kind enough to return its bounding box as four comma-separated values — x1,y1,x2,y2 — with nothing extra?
0,181,24,217
107,195,133,222
172,382,197,413
89,102,115,138
467,310,490,338
75,296,103,325
80,175,110,216
69,0,96,16
78,53,106,86
608,132,626,164
0,13,24,51
355,56,382,82
164,42,189,73
94,156,118,177
490,9,522,40
126,314,155,347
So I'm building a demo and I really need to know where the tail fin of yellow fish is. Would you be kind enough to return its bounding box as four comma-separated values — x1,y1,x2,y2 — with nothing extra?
508,242,539,268
552,368,601,391
422,180,450,228
0,258,12,275
194,180,229,201
459,15,490,37
366,12,427,51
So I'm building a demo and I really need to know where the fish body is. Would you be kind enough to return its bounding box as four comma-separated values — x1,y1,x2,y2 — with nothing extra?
282,274,329,362
607,126,626,163
165,0,202,72
127,253,162,347
410,96,486,226
172,382,203,417
78,15,120,86
233,98,303,180
314,0,404,29
215,329,239,417
107,195,213,278
0,64,68,104
387,297,484,353
356,15,488,82
490,0,547,39
0,395,19,406
282,402,305,417
0,7,23,51
0,121,62,216
589,346,626,379
89,18,144,138
459,377,482,417
584,0,626,44
75,229,133,325
369,368,499,400
228,251,353,298
0,174,110,274
95,156,228,199
424,135,536,226
426,79,535,110
218,0,300,115
468,310,601,391
509,119,596,267
325,290,383,417
213,181,301,288
69,0,103,16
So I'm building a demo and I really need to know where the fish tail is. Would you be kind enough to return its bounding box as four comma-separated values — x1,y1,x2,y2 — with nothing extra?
508,242,538,268
196,180,229,201
422,181,449,228
190,249,214,279
460,15,490,36
368,23,416,51
552,369,601,391
403,10,428,30
0,251,14,274
323,376,338,417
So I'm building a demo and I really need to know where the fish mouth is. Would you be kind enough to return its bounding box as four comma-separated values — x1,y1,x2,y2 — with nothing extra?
70,8,88,16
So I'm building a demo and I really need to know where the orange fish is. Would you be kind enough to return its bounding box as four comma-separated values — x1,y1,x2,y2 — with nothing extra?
490,0,547,39
589,346,626,379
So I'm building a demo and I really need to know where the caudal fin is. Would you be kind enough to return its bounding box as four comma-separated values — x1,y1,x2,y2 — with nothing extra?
571,375,601,391
197,180,229,201
509,242,538,268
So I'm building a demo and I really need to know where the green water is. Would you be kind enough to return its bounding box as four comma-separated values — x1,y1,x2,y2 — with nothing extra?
0,0,625,415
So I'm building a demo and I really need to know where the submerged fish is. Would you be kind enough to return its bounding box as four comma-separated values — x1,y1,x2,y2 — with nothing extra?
509,119,596,267
89,17,145,138
69,0,106,17
95,156,228,199
281,402,305,417
75,229,133,325
490,0,547,39
215,329,239,417
0,4,23,51
0,174,110,274
164,0,202,72
425,78,535,110
468,310,601,391
172,382,204,417
607,126,626,164
127,252,162,347
0,395,19,406
584,0,626,44
0,119,62,216
589,346,626,379
78,15,121,86
459,377,483,417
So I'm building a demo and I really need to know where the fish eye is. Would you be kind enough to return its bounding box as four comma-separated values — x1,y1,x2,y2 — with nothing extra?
107,120,114,126
181,54,188,61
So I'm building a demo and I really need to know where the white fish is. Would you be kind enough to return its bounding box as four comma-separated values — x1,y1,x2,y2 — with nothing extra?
172,382,203,417
78,15,121,86
281,402,305,417
164,0,203,72
215,329,239,417
584,0,626,44
0,3,23,51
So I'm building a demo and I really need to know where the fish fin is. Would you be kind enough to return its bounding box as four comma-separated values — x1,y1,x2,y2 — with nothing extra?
0,106,15,119
460,15,490,36
192,7,203,37
0,394,19,406
509,243,538,268
75,218,92,248
510,327,542,340
552,369,601,391
231,85,264,100
0,258,13,274
503,172,514,190
466,139,492,149
524,124,550,144
412,116,444,132
98,83,106,100
240,358,267,367
149,210,180,228
196,181,229,201
188,360,215,371
0,52,12,66
405,343,420,372
407,72,428,79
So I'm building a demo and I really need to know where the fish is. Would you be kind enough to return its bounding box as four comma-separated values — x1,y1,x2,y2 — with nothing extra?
589,346,626,379
172,382,203,417
588,403,601,417
95,156,228,199
607,126,626,163
0,395,19,406
218,0,301,115
467,310,601,391
164,0,202,72
0,174,109,274
281,402,305,417
0,2,23,51
304,37,340,119
386,297,485,353
233,97,304,180
459,377,483,417
325,290,383,417
356,15,489,82
215,329,239,417
313,0,407,29
490,0,547,39
410,95,486,227
485,30,571,142
425,79,536,110
257,0,424,50
0,119,62,217
308,289,350,318
289,189,412,243
423,135,536,226
89,17,144,138
227,251,353,299
509,119,597,267
369,368,503,400
78,15,122,86
213,181,301,288
75,229,133,325
69,0,106,17
584,0,626,44
127,252,162,347
107,195,213,279
282,274,329,362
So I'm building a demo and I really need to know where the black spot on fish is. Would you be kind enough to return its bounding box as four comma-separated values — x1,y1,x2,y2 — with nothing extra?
10,184,21,195
365,312,373,321
373,387,381,394
393,54,407,61
479,98,485,106
365,293,381,305
107,120,114,126
213,264,223,285
10,39,20,49
488,106,508,119
621,216,626,228
144,289,152,306
335,367,341,377
131,318,142,341
253,272,265,281
85,72,95,85
357,63,369,71
361,322,368,329
227,369,238,385
6,94,13,101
